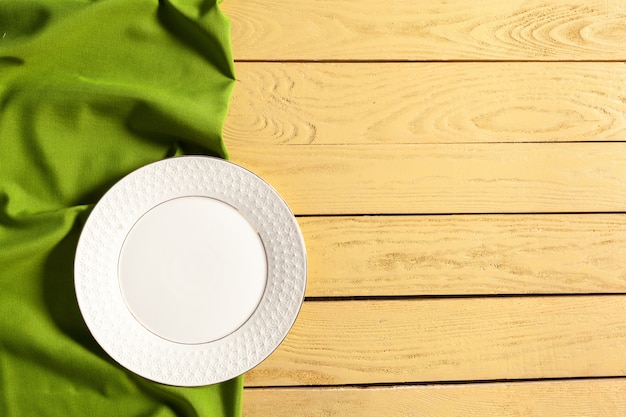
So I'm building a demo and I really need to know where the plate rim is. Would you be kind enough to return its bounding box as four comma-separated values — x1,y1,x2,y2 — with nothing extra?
74,156,307,386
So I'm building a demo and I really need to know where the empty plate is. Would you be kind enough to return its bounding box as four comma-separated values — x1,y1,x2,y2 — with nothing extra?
74,156,306,386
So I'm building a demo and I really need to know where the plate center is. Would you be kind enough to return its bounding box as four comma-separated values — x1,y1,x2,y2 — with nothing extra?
118,196,267,344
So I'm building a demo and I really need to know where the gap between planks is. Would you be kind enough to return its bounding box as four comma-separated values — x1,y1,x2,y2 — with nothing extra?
245,375,626,389
234,59,626,63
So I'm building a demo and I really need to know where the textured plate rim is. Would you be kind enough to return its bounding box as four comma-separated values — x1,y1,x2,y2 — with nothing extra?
74,156,307,386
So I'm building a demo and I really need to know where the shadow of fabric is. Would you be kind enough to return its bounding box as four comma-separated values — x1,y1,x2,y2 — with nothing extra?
41,209,110,360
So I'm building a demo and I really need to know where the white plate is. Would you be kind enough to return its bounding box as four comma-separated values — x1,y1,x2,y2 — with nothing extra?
74,156,306,386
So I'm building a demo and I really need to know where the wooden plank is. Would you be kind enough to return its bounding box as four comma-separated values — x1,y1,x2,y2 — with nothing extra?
300,214,626,297
228,142,626,215
225,62,626,145
222,0,626,61
243,380,626,416
245,297,626,386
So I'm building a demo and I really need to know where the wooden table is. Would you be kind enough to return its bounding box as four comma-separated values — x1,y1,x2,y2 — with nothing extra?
221,1,626,415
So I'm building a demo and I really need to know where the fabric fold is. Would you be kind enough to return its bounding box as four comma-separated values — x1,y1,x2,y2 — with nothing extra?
0,1,240,416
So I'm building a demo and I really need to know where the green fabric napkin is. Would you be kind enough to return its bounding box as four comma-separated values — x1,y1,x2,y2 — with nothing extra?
0,1,241,416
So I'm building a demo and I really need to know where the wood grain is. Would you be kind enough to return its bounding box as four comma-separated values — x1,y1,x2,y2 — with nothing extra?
245,297,626,386
225,62,626,145
222,0,626,61
224,0,626,412
299,214,626,297
228,142,626,215
244,380,626,416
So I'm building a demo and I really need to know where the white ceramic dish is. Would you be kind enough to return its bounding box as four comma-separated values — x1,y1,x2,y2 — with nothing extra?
74,156,306,386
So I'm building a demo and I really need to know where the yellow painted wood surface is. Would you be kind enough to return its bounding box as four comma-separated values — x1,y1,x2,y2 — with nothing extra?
225,62,626,145
243,379,626,417
223,0,626,60
229,142,626,215
299,214,626,296
245,297,626,386
224,0,626,414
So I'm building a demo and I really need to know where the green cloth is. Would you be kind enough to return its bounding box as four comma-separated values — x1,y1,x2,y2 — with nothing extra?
0,1,241,416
